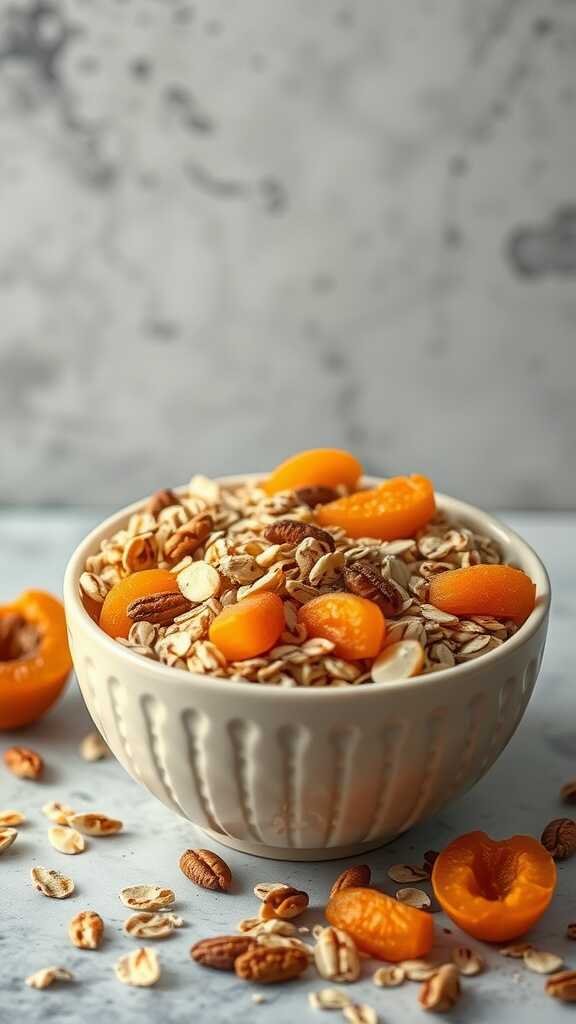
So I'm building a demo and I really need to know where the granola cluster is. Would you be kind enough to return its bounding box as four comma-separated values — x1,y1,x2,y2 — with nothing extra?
80,475,518,686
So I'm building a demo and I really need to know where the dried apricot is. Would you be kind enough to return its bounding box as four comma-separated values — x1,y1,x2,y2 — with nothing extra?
298,593,385,660
429,564,536,625
263,448,363,496
432,831,556,942
0,591,72,729
326,887,434,962
209,593,284,661
99,569,177,639
317,475,435,540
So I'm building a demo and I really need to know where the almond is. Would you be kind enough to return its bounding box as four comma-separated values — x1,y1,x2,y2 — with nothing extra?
541,818,576,859
191,935,257,970
48,826,86,855
68,813,122,837
234,944,309,983
330,864,371,897
4,745,43,780
179,848,232,892
69,910,104,949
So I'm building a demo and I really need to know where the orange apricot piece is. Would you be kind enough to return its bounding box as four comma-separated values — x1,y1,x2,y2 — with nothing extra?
317,474,435,540
0,590,72,729
298,593,385,660
326,887,434,962
263,448,363,496
429,564,536,625
99,569,177,639
209,593,285,661
432,831,556,942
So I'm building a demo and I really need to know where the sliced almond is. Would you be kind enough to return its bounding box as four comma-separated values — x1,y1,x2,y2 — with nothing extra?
68,813,122,837
177,561,221,603
115,947,160,987
395,887,431,910
373,965,405,987
80,731,110,762
0,827,17,854
42,801,75,825
371,640,424,683
25,966,73,989
0,809,25,827
48,826,86,855
124,912,184,939
400,959,438,981
309,988,353,1009
387,864,429,884
452,946,485,976
120,885,176,911
31,866,75,899
523,949,564,975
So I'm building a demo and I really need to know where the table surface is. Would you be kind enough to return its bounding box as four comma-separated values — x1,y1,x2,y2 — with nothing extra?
1,509,575,1024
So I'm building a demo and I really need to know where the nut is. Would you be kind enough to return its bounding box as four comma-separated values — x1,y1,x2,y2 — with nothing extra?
26,966,73,989
179,848,232,891
523,949,564,974
191,935,257,970
120,885,176,911
294,486,339,507
373,965,405,987
546,970,576,1002
0,827,17,854
263,520,335,552
400,959,438,981
122,532,157,572
309,988,352,1009
260,885,309,920
115,947,160,987
31,866,75,899
127,590,192,625
342,1006,378,1024
541,818,576,859
254,881,290,901
42,801,75,825
395,887,431,910
69,910,104,949
499,942,535,958
3,745,43,780
0,809,24,827
146,489,179,516
234,944,309,983
164,513,214,563
330,864,371,897
419,963,461,1012
48,826,86,855
561,779,576,804
177,562,221,603
124,912,183,939
68,812,123,837
80,732,110,762
344,562,403,615
387,864,429,884
314,926,360,982
566,923,576,940
452,946,485,976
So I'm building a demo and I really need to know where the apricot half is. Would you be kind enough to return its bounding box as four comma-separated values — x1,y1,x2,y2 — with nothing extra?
263,448,363,496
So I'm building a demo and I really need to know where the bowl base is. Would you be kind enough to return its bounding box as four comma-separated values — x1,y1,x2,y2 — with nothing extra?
199,827,390,862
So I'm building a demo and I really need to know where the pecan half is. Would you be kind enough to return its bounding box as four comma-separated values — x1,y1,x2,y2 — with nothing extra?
191,935,257,971
329,864,371,898
546,970,576,1002
145,489,179,516
127,591,191,625
541,818,576,860
263,520,335,552
179,848,232,892
294,486,339,507
164,513,214,563
419,963,461,1012
4,746,44,780
234,944,309,983
344,562,403,616
260,885,309,920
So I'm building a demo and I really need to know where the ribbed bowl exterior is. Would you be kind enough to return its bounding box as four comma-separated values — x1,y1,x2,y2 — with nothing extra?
64,482,550,860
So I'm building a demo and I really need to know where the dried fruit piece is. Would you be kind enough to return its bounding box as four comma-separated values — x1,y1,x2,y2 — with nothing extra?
309,988,353,1009
48,826,86,855
419,963,460,1012
68,813,123,837
295,486,340,507
80,732,110,762
69,910,104,949
546,970,576,1002
4,746,43,780
234,944,309,983
396,888,431,910
387,864,429,884
179,848,232,891
260,885,309,920
177,561,222,603
452,946,485,976
373,965,405,987
317,475,435,540
164,513,214,563
523,949,564,974
0,810,24,827
326,887,434,962
432,831,556,941
42,801,75,825
263,448,363,496
371,640,425,683
298,593,385,661
263,520,335,553
314,926,360,982
330,864,371,898
541,818,576,860
209,593,284,661
124,912,183,939
31,866,75,899
429,564,536,626
120,885,176,911
26,966,73,989
99,569,179,638
191,935,257,970
115,947,160,987
0,827,17,853
343,563,403,616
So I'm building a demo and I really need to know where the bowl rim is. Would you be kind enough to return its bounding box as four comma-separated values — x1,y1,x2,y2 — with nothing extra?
63,474,551,701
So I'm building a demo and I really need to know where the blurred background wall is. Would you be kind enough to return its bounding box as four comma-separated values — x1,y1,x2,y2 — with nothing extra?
0,0,575,510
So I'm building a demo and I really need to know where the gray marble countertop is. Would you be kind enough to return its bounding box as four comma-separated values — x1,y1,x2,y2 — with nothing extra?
1,510,575,1023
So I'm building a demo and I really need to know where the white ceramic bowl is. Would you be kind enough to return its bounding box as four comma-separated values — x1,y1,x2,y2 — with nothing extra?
64,477,550,861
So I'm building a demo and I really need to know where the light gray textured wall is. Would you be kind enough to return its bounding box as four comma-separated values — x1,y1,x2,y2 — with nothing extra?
0,0,575,509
